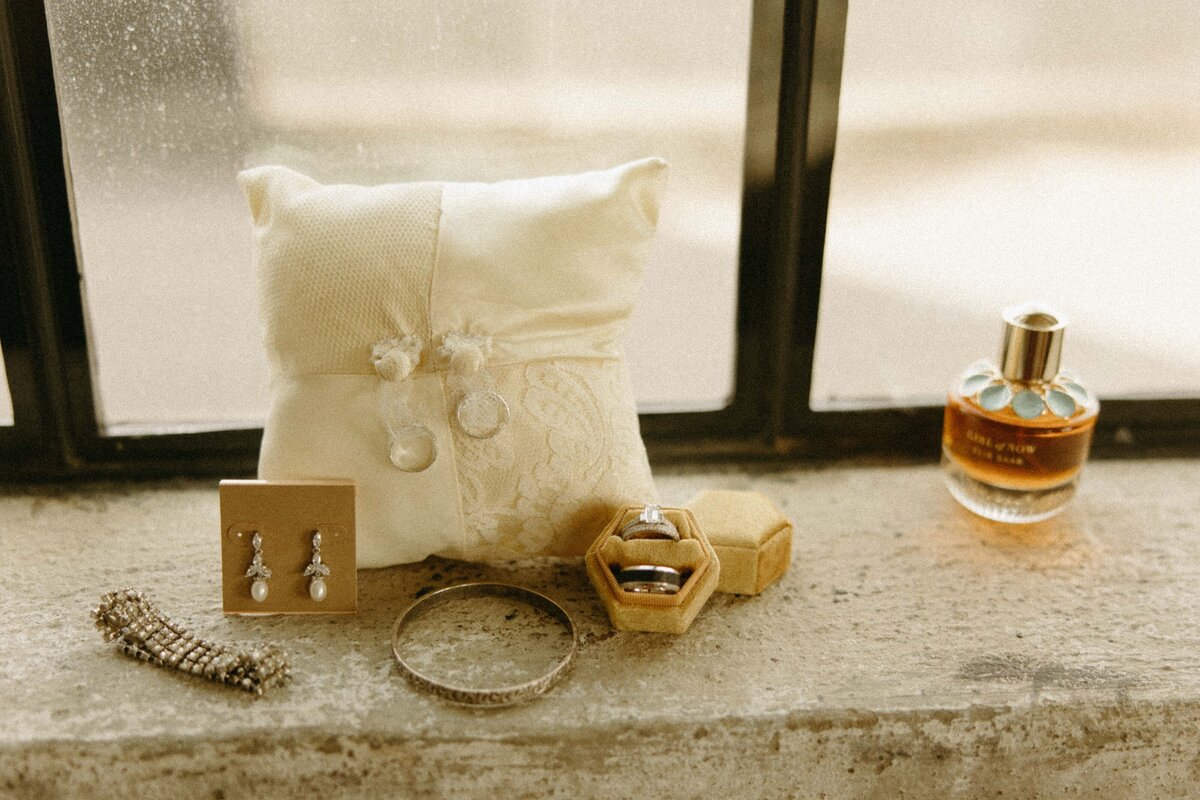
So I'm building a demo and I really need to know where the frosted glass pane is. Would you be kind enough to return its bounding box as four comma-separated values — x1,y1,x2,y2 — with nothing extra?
44,1,751,433
814,1,1200,410
0,346,12,426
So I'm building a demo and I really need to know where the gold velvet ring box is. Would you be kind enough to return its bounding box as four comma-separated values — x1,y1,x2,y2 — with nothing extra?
585,505,719,634
685,490,793,596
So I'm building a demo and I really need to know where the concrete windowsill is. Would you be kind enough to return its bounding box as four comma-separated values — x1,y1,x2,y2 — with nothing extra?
3,459,1200,798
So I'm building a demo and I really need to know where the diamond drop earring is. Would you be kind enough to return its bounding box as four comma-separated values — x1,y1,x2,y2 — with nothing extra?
304,530,330,602
245,532,272,603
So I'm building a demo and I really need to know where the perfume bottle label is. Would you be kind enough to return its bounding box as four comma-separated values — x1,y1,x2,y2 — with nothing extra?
963,428,1037,465
943,399,1096,490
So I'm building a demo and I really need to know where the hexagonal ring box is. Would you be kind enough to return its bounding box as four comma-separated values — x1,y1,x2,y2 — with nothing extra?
586,505,719,634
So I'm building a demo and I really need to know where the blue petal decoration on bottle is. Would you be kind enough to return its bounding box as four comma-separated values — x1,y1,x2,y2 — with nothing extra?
961,373,993,395
978,383,1012,412
1061,380,1090,406
1012,390,1045,419
1045,389,1078,418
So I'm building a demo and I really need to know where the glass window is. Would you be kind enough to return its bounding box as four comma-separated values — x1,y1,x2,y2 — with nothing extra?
813,0,1200,410
44,1,752,434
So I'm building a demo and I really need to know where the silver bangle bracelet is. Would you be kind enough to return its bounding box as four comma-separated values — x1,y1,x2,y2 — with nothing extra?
390,583,577,707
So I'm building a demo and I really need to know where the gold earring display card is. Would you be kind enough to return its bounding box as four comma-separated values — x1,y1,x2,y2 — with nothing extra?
220,480,357,615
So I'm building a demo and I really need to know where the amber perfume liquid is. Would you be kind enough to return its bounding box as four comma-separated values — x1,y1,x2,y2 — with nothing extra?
941,304,1099,523
942,388,1097,522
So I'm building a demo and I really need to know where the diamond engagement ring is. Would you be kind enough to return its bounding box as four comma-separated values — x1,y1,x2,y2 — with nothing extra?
618,504,680,542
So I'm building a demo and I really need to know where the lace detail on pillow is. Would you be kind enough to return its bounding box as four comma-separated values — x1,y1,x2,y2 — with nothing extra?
449,358,656,560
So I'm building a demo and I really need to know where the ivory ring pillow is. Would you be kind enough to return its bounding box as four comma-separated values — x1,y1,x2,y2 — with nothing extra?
238,158,666,567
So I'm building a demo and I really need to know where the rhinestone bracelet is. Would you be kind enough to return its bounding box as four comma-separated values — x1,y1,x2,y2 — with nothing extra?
92,588,291,696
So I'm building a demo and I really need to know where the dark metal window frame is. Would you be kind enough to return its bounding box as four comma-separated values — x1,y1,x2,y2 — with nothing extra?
2,0,1198,481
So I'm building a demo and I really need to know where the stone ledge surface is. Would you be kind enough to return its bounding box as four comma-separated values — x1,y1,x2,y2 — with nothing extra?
3,459,1200,798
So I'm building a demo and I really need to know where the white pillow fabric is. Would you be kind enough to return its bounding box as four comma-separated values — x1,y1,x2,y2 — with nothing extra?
238,159,665,567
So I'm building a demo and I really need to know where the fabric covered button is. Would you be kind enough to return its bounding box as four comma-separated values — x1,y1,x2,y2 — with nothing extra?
437,332,493,375
371,335,423,381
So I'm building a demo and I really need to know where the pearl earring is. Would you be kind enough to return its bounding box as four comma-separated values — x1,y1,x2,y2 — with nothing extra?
303,530,330,602
245,532,272,603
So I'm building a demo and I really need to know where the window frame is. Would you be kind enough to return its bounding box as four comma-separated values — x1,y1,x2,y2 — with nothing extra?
776,0,1200,459
2,0,1198,481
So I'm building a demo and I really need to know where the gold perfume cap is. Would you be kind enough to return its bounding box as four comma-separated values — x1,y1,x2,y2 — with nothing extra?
999,303,1066,382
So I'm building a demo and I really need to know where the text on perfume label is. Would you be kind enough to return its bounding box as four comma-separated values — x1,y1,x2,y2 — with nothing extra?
964,429,1035,465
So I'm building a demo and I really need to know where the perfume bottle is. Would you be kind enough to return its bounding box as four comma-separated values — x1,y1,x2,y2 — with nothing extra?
941,303,1099,523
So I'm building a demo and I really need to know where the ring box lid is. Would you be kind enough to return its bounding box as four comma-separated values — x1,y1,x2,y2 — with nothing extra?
685,490,793,596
